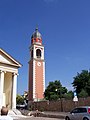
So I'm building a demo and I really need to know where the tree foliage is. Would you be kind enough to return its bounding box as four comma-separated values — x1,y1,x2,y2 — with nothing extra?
44,80,68,100
72,70,90,97
16,94,24,105
78,89,88,98
64,91,73,99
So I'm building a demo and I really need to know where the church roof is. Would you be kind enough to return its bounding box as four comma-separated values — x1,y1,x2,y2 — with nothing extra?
0,48,22,68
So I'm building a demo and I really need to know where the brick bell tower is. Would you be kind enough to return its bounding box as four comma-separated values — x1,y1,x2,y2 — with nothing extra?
28,28,45,101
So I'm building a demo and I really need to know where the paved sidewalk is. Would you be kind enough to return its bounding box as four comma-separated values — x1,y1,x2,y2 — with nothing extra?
11,111,67,120
19,109,68,119
8,109,67,120
40,111,67,119
14,116,63,120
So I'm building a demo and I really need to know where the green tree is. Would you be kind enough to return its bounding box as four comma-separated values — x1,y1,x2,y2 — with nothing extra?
44,80,67,100
78,89,88,98
64,91,73,99
72,70,90,97
16,94,24,105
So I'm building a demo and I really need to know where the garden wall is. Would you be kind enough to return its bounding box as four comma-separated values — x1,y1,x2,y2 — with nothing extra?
29,97,90,112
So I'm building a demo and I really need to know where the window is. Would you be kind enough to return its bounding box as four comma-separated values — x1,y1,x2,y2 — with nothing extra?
71,108,87,114
31,50,33,58
78,108,87,113
71,108,79,113
36,49,41,58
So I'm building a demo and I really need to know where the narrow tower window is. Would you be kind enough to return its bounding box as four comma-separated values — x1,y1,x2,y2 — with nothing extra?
31,50,33,58
36,49,41,58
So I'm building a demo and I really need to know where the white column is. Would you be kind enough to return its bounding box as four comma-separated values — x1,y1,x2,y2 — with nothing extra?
0,71,4,108
43,62,45,92
33,60,36,100
12,73,17,109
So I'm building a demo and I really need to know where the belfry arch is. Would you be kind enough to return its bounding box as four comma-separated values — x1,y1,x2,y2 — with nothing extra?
36,49,41,58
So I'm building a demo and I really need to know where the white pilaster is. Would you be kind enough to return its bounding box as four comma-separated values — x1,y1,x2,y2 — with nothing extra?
0,71,4,108
43,62,45,92
33,60,36,99
12,73,17,109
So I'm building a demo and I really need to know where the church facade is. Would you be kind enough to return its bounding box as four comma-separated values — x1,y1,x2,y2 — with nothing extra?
28,28,45,101
0,48,21,109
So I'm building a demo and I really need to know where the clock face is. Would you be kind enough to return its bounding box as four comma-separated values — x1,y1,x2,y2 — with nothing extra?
37,62,41,66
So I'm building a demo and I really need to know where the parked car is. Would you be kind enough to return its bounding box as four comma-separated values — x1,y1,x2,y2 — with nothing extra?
65,106,90,120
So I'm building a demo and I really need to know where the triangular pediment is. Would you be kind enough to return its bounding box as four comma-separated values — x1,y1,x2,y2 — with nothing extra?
0,54,11,64
0,48,22,67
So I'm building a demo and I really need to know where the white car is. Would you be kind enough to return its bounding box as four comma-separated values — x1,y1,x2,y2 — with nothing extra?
65,106,90,120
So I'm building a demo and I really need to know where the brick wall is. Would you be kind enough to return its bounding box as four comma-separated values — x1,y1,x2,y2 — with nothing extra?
29,97,90,112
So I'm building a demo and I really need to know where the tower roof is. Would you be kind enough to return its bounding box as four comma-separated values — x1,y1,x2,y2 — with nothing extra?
31,28,42,39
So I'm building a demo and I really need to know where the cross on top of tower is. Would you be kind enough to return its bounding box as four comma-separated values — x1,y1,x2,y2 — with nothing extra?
35,27,38,31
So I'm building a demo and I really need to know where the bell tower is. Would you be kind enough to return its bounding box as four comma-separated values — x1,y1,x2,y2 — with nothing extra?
28,28,45,101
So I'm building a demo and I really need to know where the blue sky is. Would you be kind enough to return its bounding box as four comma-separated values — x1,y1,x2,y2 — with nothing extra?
0,0,90,95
